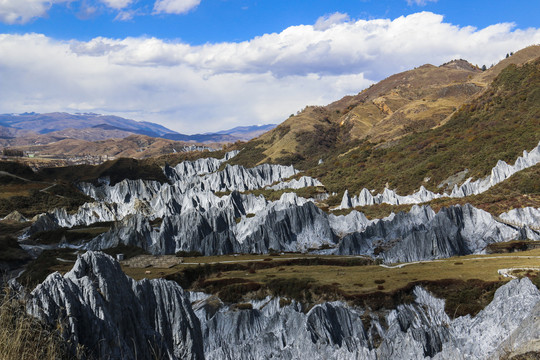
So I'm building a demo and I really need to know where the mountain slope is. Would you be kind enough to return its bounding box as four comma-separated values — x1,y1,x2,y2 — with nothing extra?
228,47,540,202
230,46,540,171
309,56,540,200
232,59,483,166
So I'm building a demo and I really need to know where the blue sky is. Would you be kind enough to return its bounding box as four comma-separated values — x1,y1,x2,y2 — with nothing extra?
2,0,539,43
0,0,539,133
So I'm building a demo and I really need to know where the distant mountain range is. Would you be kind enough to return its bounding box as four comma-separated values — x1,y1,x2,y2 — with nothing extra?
0,112,276,145
163,124,277,143
0,112,176,138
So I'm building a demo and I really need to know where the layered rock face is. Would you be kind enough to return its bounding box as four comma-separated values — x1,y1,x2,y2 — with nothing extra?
27,252,540,360
338,204,540,262
85,199,540,260
27,252,204,360
339,141,540,209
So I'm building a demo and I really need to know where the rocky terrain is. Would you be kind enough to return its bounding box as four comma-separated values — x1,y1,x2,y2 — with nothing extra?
1,48,539,359
26,251,540,359
339,140,540,208
21,144,540,262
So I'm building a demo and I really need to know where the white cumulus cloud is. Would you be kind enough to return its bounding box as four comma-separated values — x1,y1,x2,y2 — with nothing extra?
0,0,70,24
153,0,200,15
0,12,539,133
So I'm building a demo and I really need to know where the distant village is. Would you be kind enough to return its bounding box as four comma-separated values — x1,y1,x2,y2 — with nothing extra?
1,144,218,170
1,148,117,169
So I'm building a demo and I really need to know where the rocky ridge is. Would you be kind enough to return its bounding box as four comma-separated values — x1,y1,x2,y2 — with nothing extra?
338,141,540,209
26,251,540,359
23,149,540,262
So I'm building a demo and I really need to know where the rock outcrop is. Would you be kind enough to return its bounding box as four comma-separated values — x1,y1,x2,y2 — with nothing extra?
27,252,204,360
499,207,540,228
86,193,337,255
338,141,540,209
1,210,28,223
266,176,323,191
26,153,302,235
26,252,540,360
23,149,540,263
165,162,299,193
338,204,540,262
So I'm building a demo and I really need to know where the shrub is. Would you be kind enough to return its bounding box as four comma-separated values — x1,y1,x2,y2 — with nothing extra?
175,250,203,257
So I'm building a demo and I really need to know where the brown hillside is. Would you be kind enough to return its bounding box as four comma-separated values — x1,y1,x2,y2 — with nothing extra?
9,135,220,160
250,60,484,166
234,46,540,169
474,44,540,84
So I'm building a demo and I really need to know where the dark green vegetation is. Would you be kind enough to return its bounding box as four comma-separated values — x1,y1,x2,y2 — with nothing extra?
0,236,30,265
28,222,114,245
486,240,540,254
36,157,169,185
0,185,93,218
0,222,32,276
0,162,93,218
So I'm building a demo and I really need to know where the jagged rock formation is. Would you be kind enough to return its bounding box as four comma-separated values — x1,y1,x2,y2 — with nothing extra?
26,152,301,236
85,199,539,261
434,278,540,359
266,176,323,190
499,207,540,228
173,163,298,193
339,204,540,262
27,252,204,360
164,150,239,181
26,252,540,360
339,186,444,209
23,148,540,262
163,150,298,193
86,192,337,255
338,141,540,209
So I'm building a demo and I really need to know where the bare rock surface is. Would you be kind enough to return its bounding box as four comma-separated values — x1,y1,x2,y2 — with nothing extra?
26,254,540,360
27,251,204,360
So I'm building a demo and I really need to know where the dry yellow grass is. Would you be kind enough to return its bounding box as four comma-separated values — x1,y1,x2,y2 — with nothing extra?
119,250,540,296
0,289,74,359
0,183,49,198
194,250,540,295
